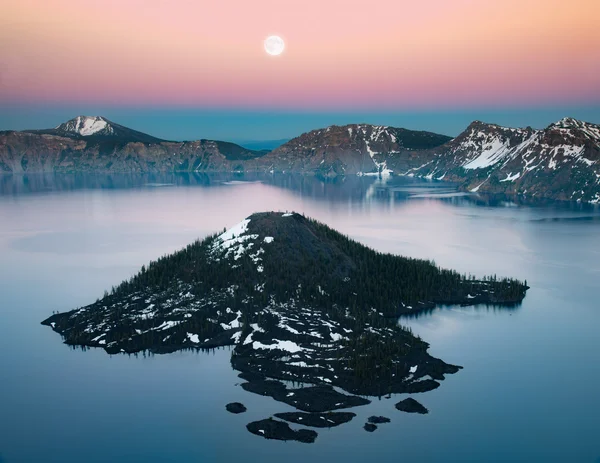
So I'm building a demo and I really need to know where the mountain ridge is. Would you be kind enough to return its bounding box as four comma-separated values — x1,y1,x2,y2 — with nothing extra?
261,123,452,177
395,117,600,202
1,116,599,203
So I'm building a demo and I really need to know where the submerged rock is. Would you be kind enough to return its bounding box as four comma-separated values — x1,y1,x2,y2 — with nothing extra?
225,402,247,414
274,411,356,428
246,418,317,443
395,398,429,414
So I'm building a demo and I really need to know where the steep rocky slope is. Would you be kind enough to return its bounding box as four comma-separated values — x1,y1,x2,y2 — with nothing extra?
256,124,451,176
391,118,600,203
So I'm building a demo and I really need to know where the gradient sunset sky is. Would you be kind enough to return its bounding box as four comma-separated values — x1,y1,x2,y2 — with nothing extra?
1,0,599,141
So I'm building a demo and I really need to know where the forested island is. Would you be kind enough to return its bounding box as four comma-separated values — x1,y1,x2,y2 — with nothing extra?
42,212,528,441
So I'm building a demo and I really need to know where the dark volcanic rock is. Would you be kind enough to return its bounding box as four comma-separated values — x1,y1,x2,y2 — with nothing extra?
395,398,429,414
275,386,371,413
400,378,442,393
368,416,391,424
246,418,317,443
225,402,247,414
274,411,356,428
241,380,370,413
240,379,287,397
363,423,377,432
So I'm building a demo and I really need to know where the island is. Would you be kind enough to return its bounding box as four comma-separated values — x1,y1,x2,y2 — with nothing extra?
368,416,391,424
395,397,429,414
41,211,528,440
225,402,247,414
246,418,318,443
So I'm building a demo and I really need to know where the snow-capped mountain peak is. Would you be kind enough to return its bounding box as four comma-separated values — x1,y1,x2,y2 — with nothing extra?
396,117,600,203
548,117,600,143
50,116,165,144
550,117,583,129
56,116,114,136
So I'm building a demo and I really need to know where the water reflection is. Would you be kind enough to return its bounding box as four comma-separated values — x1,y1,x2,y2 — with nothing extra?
2,173,598,214
399,302,523,321
1,173,600,462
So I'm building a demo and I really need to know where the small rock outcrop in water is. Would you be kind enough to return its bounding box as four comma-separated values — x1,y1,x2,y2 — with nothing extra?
368,416,391,424
274,411,356,428
225,402,246,414
395,398,429,414
246,418,317,443
364,423,377,432
240,378,370,412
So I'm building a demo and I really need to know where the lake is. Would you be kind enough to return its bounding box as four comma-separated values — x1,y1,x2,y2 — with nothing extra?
0,173,598,463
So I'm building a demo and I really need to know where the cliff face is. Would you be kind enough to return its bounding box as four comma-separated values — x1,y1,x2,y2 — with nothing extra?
255,124,451,176
0,122,450,175
0,132,87,173
0,132,266,173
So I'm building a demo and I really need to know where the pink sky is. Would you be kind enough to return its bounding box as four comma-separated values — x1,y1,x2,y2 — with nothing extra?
1,0,599,109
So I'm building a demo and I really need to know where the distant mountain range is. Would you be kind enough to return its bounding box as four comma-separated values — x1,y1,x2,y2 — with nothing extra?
1,115,599,203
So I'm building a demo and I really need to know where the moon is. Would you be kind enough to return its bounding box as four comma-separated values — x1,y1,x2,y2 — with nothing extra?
264,35,285,56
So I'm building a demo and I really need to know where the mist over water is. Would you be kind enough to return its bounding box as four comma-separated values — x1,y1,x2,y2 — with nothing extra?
1,173,598,462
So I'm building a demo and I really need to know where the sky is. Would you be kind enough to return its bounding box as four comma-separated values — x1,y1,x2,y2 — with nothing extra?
1,0,599,140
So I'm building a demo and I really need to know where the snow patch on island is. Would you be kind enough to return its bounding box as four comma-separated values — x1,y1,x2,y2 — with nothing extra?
187,333,200,343
211,218,259,261
252,339,304,353
221,310,242,330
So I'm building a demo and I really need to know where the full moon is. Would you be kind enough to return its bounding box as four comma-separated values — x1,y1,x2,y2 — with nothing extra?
264,35,285,56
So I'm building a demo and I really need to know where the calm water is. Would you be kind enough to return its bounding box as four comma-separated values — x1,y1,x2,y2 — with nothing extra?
1,174,599,463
